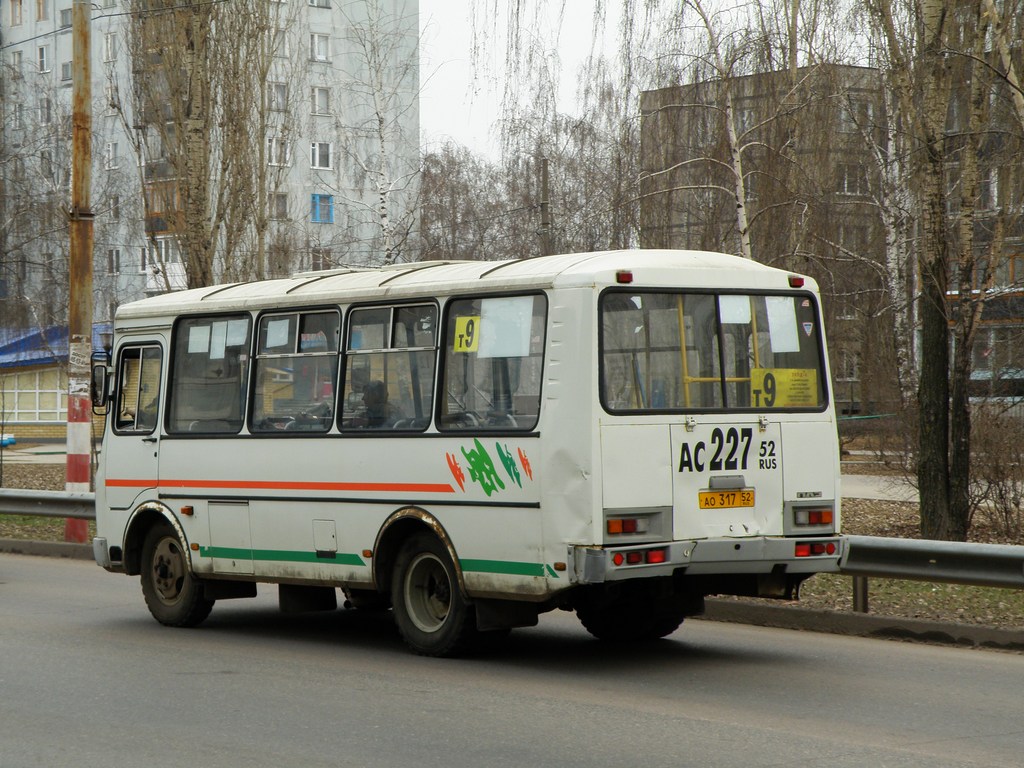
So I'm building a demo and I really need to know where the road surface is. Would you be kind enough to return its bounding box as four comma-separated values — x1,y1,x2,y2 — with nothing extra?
2,553,1020,768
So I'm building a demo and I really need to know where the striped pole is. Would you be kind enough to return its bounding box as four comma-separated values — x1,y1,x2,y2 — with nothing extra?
65,341,92,543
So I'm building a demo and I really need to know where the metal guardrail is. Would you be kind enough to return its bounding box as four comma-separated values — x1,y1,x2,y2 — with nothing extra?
840,534,1024,589
0,489,96,520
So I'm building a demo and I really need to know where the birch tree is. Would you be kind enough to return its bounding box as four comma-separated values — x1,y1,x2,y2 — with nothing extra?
336,0,420,266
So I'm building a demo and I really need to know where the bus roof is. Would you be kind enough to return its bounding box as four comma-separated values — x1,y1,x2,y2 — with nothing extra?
115,249,816,322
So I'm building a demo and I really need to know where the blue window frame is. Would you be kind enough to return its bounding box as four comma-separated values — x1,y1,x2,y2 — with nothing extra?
311,194,334,223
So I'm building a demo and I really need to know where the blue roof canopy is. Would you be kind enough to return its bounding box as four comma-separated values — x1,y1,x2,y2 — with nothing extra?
0,323,113,369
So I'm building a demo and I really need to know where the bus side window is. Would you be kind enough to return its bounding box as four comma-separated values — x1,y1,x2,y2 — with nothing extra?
439,294,546,431
251,310,340,433
341,304,436,432
167,316,251,434
114,345,161,434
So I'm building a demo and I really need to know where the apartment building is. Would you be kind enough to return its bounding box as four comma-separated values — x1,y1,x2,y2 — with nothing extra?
1,0,418,434
1,0,419,322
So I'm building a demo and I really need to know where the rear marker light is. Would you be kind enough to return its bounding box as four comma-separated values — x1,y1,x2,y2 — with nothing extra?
616,270,633,284
645,548,667,565
611,547,669,567
795,541,837,557
607,517,647,535
788,275,805,288
795,509,834,526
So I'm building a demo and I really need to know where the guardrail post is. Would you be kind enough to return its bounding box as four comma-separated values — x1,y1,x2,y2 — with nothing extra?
852,576,869,613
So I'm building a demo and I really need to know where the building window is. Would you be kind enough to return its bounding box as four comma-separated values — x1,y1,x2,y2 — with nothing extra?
60,61,72,81
310,141,332,169
144,236,178,268
273,29,289,57
310,33,329,62
39,97,52,125
267,136,291,166
310,247,331,270
104,32,116,62
12,103,24,129
979,168,999,210
59,7,71,25
110,194,120,220
107,248,121,274
11,49,23,76
269,192,288,219
11,0,23,25
309,0,330,6
104,142,119,169
835,163,868,196
269,82,287,111
834,349,859,382
37,0,48,21
311,86,330,115
311,194,334,223
40,149,53,182
0,368,67,423
38,45,50,72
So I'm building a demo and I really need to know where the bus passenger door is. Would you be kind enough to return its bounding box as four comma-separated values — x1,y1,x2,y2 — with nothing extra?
104,342,164,511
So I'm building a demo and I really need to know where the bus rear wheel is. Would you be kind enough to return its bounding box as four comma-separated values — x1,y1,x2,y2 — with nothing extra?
391,533,475,656
140,523,214,627
575,585,688,641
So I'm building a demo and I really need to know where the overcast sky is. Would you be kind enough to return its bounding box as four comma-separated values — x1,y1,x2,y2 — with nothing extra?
418,1,613,156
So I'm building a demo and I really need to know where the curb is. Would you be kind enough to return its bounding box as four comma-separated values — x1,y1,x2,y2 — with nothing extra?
0,538,92,560
700,599,1024,652
2,540,1022,652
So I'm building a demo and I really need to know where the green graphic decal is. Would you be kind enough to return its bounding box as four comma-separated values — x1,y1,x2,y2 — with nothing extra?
448,441,534,495
461,438,506,496
496,443,522,488
461,558,559,578
199,546,365,567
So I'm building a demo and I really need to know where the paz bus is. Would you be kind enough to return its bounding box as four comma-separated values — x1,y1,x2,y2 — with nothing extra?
90,249,843,656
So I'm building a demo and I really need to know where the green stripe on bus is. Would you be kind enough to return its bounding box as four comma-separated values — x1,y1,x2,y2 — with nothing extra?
460,559,558,578
198,546,365,567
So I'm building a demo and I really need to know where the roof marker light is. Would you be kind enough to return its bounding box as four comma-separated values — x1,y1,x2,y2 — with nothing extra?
616,270,633,284
788,275,805,288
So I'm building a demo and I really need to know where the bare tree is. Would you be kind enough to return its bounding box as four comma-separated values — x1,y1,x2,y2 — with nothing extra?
335,0,420,266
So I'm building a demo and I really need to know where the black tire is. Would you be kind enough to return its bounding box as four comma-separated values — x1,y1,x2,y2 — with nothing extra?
140,523,214,627
390,532,476,656
576,588,686,642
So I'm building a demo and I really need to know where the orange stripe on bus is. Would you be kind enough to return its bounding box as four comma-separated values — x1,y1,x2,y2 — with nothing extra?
106,478,455,494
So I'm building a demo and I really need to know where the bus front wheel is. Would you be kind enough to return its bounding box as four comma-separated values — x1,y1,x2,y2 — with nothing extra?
391,533,475,656
140,523,214,627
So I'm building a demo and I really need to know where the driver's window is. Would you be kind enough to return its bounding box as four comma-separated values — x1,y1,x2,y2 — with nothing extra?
114,345,162,434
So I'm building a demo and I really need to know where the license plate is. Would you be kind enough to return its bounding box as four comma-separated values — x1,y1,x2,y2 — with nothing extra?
698,489,755,509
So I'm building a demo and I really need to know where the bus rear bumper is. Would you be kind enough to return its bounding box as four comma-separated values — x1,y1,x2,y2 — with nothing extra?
572,535,844,584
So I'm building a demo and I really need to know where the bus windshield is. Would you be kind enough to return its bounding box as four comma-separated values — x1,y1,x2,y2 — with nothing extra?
600,290,827,412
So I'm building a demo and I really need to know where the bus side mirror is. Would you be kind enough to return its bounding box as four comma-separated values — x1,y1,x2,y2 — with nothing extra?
91,363,110,411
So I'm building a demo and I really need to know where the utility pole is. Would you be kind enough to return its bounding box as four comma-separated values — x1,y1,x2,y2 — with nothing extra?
66,0,94,543
538,157,554,257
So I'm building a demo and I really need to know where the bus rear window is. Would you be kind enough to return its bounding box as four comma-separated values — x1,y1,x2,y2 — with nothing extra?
600,291,826,412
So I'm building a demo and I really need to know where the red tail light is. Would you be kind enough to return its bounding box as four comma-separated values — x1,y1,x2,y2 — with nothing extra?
795,541,837,557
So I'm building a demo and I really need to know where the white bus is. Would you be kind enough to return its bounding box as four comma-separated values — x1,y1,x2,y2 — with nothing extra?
91,249,843,655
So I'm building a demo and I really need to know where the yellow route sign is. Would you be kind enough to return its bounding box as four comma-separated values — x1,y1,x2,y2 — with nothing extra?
453,316,480,353
750,368,818,407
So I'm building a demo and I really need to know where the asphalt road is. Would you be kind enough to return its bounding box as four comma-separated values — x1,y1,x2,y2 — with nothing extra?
2,553,1022,768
